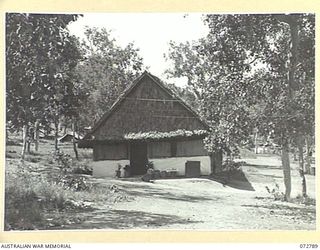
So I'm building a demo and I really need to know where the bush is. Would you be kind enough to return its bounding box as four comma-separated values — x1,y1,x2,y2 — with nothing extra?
52,149,72,173
5,168,74,230
56,175,92,192
5,185,42,230
24,155,41,163
265,184,285,201
294,195,316,206
222,159,243,172
72,164,93,175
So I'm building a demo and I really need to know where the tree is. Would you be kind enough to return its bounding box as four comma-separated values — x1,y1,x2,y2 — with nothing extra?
75,27,144,128
6,13,81,157
167,83,199,110
166,14,315,199
166,19,257,159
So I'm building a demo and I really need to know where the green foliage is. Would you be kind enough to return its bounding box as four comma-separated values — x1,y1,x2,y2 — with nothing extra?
6,13,82,130
75,27,144,128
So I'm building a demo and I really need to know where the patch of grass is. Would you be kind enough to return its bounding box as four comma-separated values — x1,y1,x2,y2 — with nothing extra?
29,151,42,156
293,195,316,206
4,165,92,230
5,135,132,230
5,154,15,159
5,159,131,230
265,184,285,201
6,140,22,146
24,155,42,163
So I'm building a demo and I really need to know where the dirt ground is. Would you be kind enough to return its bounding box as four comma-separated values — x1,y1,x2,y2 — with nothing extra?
60,155,316,231
5,138,316,231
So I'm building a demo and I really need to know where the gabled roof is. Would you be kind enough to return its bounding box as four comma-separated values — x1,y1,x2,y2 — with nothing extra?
58,132,83,142
79,71,209,147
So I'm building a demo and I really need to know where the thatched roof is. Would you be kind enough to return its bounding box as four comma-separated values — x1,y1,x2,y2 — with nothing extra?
79,71,209,148
58,132,83,142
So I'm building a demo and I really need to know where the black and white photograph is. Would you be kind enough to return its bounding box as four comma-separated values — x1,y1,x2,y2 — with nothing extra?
5,12,315,231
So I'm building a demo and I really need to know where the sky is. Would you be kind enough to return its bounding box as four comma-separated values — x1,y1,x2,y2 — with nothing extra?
68,13,209,87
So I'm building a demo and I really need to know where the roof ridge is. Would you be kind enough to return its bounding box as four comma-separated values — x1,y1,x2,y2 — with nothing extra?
145,72,209,129
87,72,148,136
84,71,209,139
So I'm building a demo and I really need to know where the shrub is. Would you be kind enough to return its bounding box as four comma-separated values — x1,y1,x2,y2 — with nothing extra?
265,184,285,201
294,195,316,206
5,168,72,230
72,164,93,175
222,159,243,172
56,175,92,192
52,149,72,173
146,161,154,170
5,184,43,230
24,155,41,163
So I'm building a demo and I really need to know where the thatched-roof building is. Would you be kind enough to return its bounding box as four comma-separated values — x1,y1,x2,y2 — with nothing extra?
58,132,83,143
79,71,220,177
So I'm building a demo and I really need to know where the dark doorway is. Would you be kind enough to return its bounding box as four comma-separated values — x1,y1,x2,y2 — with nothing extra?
130,142,148,175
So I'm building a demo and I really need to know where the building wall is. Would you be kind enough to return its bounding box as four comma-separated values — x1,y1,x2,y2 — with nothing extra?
148,141,171,158
91,139,211,177
176,140,207,156
147,139,208,158
90,159,130,177
147,140,210,175
93,143,128,161
150,156,211,176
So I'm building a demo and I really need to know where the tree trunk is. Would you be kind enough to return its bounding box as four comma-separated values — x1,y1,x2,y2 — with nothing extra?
305,135,311,174
293,148,297,161
54,119,59,151
72,119,79,160
254,131,258,154
34,120,39,152
6,128,9,143
276,14,299,202
27,140,31,154
210,150,223,174
21,124,28,159
281,140,291,201
217,150,223,173
297,136,307,197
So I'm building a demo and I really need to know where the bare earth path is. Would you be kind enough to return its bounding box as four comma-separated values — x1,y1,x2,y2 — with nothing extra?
61,155,316,230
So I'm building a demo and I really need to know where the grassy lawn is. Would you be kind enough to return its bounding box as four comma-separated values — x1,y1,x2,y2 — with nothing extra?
5,133,316,230
5,133,130,230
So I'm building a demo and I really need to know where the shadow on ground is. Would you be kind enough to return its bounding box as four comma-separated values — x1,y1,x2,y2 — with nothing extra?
208,170,255,191
242,203,316,223
117,183,217,203
54,209,200,230
245,163,282,170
